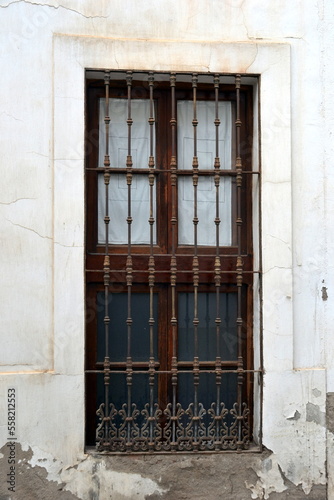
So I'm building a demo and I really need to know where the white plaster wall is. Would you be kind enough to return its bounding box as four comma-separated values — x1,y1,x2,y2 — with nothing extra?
0,0,333,497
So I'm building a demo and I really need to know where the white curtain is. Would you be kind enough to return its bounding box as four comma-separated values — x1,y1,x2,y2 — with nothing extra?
98,98,156,245
97,98,232,247
177,101,232,246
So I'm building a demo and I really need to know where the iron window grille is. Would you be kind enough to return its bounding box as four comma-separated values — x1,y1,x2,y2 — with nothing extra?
85,70,261,453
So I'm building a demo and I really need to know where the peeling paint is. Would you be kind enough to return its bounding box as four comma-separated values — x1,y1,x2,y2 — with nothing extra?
0,440,329,500
61,460,168,500
313,388,322,398
245,456,287,499
321,286,328,301
306,402,326,427
327,393,334,434
286,410,301,421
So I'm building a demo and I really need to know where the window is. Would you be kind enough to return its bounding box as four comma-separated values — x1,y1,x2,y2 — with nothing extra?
85,71,256,452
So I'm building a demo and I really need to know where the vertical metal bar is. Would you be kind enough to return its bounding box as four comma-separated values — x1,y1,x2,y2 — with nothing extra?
213,74,222,448
126,71,133,451
235,74,244,450
148,72,156,449
170,73,178,449
102,71,111,448
192,73,200,449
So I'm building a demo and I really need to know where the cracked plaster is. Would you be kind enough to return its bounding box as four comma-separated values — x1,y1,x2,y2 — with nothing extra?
1,0,333,498
0,197,37,205
0,443,327,500
5,218,81,247
306,403,326,427
0,0,109,19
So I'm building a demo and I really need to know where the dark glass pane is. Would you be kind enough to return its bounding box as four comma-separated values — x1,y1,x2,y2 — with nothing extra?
97,292,158,362
178,371,238,418
106,373,154,409
96,372,158,430
178,292,237,361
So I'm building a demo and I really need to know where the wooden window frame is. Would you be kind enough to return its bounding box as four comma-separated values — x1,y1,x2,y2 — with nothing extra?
85,72,254,451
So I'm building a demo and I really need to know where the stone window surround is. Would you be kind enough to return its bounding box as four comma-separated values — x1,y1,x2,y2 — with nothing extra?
52,35,292,446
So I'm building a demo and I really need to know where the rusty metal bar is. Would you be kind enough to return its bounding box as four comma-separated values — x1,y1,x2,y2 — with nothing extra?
170,72,178,449
86,167,260,175
213,74,223,449
96,71,112,449
191,73,200,449
148,72,156,449
103,71,111,448
235,74,245,450
125,71,133,451
88,269,260,275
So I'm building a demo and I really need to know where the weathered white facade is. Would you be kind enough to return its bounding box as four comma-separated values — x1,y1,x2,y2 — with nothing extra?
0,1,334,498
